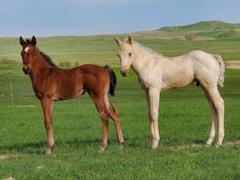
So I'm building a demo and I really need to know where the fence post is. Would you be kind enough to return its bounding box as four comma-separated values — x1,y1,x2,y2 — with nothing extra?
77,96,80,106
9,79,14,106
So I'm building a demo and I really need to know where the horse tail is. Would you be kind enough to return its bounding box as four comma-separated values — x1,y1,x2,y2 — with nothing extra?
104,65,117,96
213,54,225,87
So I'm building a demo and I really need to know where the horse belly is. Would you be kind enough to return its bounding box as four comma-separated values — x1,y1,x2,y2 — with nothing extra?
54,81,83,100
161,69,194,91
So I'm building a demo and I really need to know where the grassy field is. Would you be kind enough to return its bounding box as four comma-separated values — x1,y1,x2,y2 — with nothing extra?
1,36,240,65
0,23,240,179
0,63,240,179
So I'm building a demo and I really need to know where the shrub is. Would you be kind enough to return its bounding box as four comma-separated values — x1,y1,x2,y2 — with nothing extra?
184,34,194,40
59,61,72,68
74,62,80,67
218,30,236,38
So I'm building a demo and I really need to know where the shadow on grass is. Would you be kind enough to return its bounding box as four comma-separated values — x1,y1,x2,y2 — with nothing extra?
0,138,108,154
0,137,210,155
0,136,145,154
0,141,46,154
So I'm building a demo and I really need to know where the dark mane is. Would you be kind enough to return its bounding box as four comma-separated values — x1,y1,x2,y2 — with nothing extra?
40,51,57,67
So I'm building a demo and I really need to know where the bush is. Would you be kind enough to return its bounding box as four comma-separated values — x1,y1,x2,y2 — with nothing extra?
184,34,194,40
74,62,80,67
218,30,236,38
59,61,72,68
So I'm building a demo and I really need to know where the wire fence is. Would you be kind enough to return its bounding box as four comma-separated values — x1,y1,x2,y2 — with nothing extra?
0,73,82,108
0,73,34,107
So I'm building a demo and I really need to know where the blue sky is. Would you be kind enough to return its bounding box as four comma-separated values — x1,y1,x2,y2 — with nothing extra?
0,0,239,37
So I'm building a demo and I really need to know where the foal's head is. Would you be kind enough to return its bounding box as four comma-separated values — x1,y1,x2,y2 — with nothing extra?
19,36,38,74
114,36,134,77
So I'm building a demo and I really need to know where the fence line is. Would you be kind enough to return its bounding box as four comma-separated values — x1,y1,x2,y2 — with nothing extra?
9,79,13,106
0,73,83,108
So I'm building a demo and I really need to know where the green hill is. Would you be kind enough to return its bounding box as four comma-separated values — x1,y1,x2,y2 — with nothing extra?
159,21,239,31
157,20,240,39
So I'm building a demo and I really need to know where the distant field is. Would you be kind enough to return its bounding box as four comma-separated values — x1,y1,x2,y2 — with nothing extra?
1,21,240,67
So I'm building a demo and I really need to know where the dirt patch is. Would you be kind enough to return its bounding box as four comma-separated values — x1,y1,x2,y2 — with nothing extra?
0,154,17,160
0,153,38,161
173,140,240,150
225,61,240,69
1,177,16,180
225,140,240,145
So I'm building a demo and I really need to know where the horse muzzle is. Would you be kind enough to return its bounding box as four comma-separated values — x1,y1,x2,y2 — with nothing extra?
22,66,31,75
120,70,128,77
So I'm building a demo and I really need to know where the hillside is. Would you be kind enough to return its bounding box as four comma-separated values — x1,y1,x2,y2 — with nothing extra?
156,20,240,39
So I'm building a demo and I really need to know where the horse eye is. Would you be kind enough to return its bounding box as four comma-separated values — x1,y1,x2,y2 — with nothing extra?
129,53,132,57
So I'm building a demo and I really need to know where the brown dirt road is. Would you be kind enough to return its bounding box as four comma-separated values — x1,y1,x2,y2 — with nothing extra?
225,61,240,69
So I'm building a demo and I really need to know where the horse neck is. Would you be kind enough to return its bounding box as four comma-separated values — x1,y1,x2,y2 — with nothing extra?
30,52,52,78
131,44,156,75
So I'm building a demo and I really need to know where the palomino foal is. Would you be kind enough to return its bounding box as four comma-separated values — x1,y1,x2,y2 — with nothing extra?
115,36,225,149
19,36,124,154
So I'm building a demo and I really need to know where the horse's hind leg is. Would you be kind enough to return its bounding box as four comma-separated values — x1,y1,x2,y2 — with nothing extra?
40,98,54,155
203,85,224,145
90,94,110,151
202,87,218,145
108,101,124,149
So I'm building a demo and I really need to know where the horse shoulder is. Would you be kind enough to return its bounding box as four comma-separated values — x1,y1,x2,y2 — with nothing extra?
136,59,163,89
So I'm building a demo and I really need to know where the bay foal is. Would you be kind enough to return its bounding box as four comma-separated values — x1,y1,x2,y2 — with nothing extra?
19,36,124,154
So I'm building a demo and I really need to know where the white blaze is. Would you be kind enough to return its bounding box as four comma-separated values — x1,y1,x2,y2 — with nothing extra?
24,47,30,52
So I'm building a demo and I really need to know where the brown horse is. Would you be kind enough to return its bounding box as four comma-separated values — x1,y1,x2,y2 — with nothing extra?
19,36,124,155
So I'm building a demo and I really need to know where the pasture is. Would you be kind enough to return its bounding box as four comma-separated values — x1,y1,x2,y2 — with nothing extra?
0,64,240,179
0,31,240,179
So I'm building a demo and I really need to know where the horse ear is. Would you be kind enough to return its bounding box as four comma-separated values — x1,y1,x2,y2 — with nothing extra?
19,36,25,46
32,36,37,46
114,36,121,47
128,35,133,45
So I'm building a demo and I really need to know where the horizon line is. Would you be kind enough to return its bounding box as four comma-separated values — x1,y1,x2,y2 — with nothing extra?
1,19,239,38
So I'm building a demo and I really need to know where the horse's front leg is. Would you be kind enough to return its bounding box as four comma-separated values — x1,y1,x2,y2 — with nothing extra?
40,97,54,155
147,87,160,149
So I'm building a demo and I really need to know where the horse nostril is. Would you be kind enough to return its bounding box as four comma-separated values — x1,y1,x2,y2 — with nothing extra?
22,66,31,75
120,70,128,77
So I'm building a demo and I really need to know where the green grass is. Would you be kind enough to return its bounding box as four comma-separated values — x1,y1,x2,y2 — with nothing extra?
0,64,240,179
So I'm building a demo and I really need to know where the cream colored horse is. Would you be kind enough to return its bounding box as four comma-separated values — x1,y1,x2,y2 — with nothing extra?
114,36,225,149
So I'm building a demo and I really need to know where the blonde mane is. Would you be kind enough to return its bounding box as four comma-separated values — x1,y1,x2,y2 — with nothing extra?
124,38,164,59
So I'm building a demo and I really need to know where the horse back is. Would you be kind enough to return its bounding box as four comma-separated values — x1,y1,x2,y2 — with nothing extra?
32,64,109,100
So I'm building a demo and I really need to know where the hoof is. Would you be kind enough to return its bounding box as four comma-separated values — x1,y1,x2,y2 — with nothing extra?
205,141,212,147
150,140,159,149
206,139,213,146
205,144,211,148
150,146,158,150
150,144,158,150
45,149,52,155
215,143,223,148
98,147,106,153
119,144,124,150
